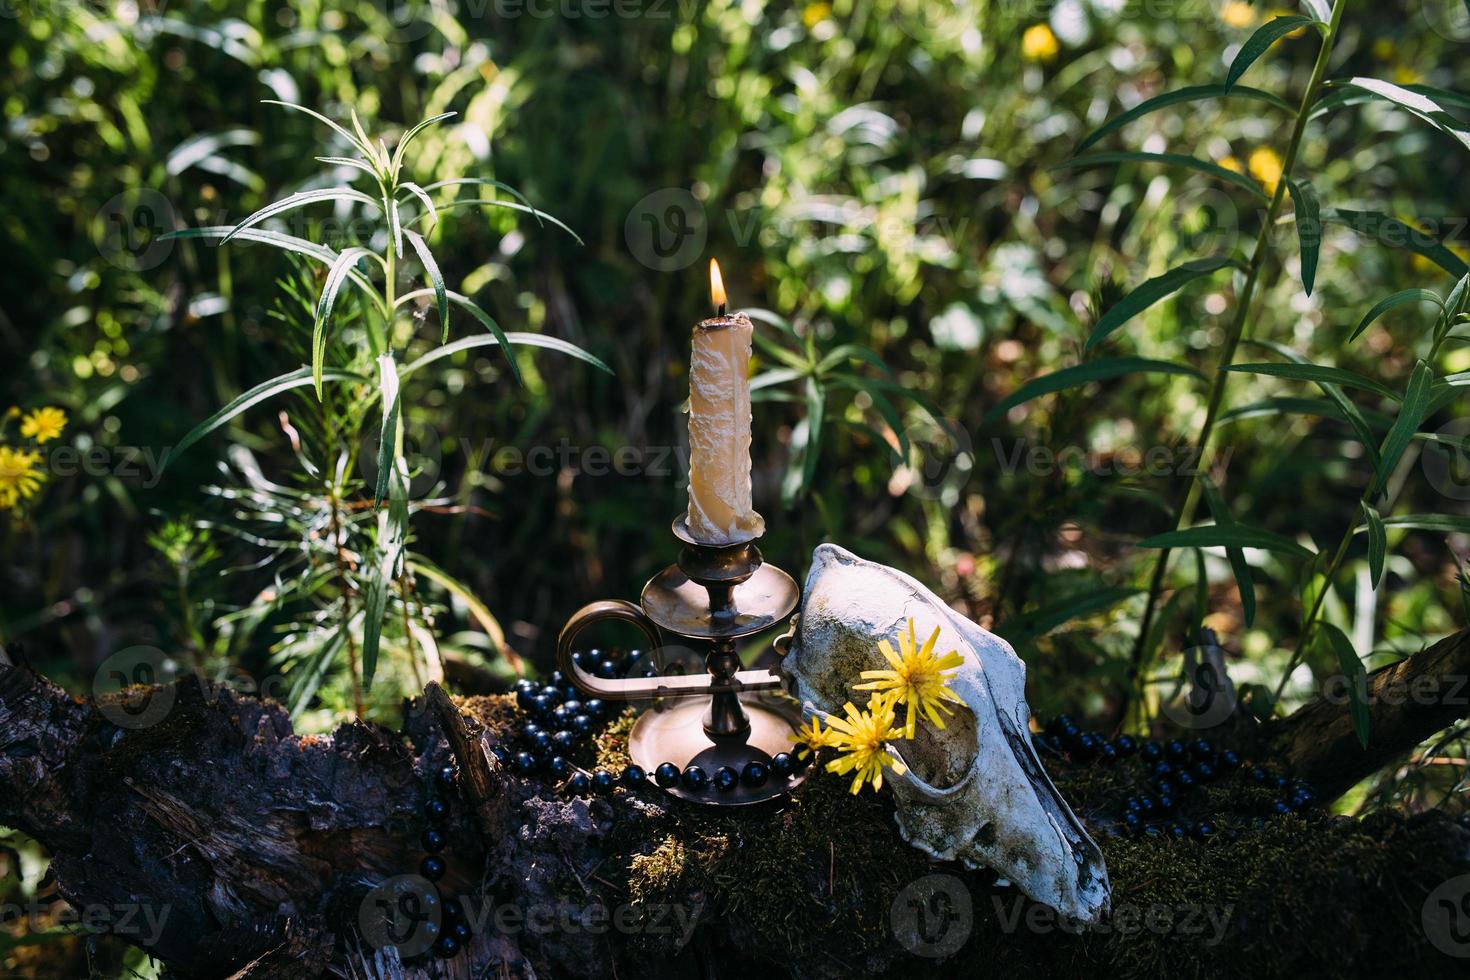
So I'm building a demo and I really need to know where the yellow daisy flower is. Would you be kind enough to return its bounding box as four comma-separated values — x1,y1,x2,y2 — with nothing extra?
855,619,967,738
1248,146,1284,195
1021,24,1059,63
20,407,67,444
822,693,908,794
0,447,45,509
791,712,836,759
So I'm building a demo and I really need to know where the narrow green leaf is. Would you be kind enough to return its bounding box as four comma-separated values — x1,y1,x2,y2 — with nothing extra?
1350,289,1444,342
816,343,895,378
400,329,611,379
827,375,912,459
349,107,381,168
1074,85,1294,153
1226,16,1318,91
263,100,377,160
315,155,380,178
1373,360,1434,493
1299,0,1331,20
1224,362,1401,401
391,112,456,177
398,181,439,231
160,227,383,312
362,447,410,691
1087,256,1241,351
1323,208,1468,278
221,187,380,245
314,247,375,398
389,198,404,259
1362,501,1386,589
1139,523,1317,560
1285,178,1321,295
1201,477,1256,627
1217,396,1393,429
165,367,365,469
374,354,400,507
287,629,347,719
1320,623,1371,749
750,368,806,392
396,289,523,384
1056,153,1269,201
1370,514,1470,534
1328,77,1470,153
984,357,1204,425
402,229,448,342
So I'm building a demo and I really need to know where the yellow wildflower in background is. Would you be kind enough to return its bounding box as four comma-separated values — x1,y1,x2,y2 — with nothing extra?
20,407,67,444
1218,155,1243,175
792,713,836,759
802,2,831,28
823,693,908,794
1219,1,1254,28
1021,24,1059,62
855,619,967,738
0,447,45,508
1248,147,1284,195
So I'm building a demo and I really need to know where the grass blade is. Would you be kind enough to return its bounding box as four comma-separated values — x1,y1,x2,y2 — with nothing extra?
1285,178,1321,295
1372,359,1434,494
1351,289,1444,342
314,247,375,398
1226,16,1318,91
1074,85,1293,153
984,357,1204,425
1057,153,1269,201
221,187,379,245
400,328,611,379
1224,362,1401,401
1320,622,1371,748
402,229,448,341
1139,523,1317,560
1087,256,1242,351
1362,501,1386,588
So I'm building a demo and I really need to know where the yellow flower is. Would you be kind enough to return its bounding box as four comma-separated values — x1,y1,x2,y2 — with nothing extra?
1218,155,1243,175
791,713,836,759
802,2,831,28
855,619,967,738
1248,146,1284,195
0,447,45,509
20,407,67,444
1021,24,1059,62
823,693,908,794
1219,1,1254,28
1393,64,1423,86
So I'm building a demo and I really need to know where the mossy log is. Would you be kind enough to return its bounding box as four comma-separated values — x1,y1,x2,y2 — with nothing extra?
2,646,1470,980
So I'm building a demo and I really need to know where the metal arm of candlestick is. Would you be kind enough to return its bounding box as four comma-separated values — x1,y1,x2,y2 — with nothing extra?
554,600,785,702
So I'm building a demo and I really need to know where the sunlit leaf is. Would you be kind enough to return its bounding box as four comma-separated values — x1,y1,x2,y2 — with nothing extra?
1372,360,1433,494
403,229,448,341
1224,362,1401,401
1285,178,1321,295
1320,623,1371,749
1139,523,1317,560
1225,16,1319,91
314,247,375,398
1074,85,1294,153
1350,289,1444,342
221,187,380,245
1323,208,1468,278
1086,256,1243,351
983,358,1204,425
1362,501,1386,589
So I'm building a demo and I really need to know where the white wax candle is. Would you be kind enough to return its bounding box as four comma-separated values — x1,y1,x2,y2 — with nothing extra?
686,262,764,544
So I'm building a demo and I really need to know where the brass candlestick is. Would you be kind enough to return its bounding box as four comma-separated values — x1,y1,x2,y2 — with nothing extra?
555,517,803,805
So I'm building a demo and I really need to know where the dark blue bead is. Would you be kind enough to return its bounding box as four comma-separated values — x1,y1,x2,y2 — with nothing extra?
1165,740,1187,760
595,660,619,679
682,765,708,790
654,763,681,788
425,798,448,820
422,828,447,852
539,686,563,706
435,765,457,788
515,678,537,694
623,765,646,788
552,730,576,751
713,766,739,791
572,651,587,670
421,855,446,881
1194,762,1216,782
1154,780,1174,798
1125,797,1142,812
1075,733,1098,757
770,752,794,777
571,714,593,735
1273,775,1289,790
490,745,510,765
793,750,813,770
450,922,471,942
434,935,460,958
1191,739,1214,760
513,751,537,775
1194,821,1216,840
1250,767,1269,784
1114,735,1137,756
1288,792,1312,811
530,732,553,756
1156,794,1176,813
1273,800,1291,815
552,705,574,726
550,670,566,687
562,700,583,716
522,723,544,740
741,761,770,787
1168,823,1187,840
567,772,590,794
1061,723,1080,740
584,699,606,719
1099,742,1118,763
516,688,537,710
1219,750,1241,771
530,694,554,719
592,770,615,793
443,898,464,922
1154,761,1173,778
548,756,570,778
1124,812,1142,832
1055,714,1075,730
1175,771,1195,792
1144,824,1164,838
1141,742,1163,762
1138,795,1157,816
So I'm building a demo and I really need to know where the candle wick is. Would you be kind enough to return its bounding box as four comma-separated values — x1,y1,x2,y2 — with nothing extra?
717,303,726,317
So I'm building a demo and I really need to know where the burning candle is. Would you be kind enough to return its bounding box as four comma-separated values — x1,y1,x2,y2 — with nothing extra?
686,259,764,545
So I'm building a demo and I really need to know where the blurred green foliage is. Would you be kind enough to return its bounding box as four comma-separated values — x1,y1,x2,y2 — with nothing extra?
1,0,1469,817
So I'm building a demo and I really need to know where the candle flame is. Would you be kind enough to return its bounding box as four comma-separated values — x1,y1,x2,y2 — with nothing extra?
709,258,727,314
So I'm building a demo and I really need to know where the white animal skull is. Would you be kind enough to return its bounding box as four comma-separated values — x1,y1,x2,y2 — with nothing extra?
779,544,1110,924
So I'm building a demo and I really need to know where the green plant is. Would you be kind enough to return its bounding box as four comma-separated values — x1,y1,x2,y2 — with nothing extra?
160,102,609,717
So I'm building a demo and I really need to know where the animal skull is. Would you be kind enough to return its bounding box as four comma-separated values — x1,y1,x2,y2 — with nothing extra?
779,543,1110,924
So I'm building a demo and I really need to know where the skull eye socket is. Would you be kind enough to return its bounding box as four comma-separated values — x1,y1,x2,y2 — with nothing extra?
891,704,977,790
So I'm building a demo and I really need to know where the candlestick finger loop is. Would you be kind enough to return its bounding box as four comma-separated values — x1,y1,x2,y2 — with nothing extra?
556,600,666,703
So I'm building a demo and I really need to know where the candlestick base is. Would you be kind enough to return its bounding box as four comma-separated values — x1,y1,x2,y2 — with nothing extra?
627,696,806,805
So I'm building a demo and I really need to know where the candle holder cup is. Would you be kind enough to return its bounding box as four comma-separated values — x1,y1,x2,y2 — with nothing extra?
556,516,804,805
